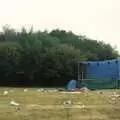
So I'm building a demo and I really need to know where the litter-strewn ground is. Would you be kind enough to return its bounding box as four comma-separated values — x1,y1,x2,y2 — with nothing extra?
0,87,120,120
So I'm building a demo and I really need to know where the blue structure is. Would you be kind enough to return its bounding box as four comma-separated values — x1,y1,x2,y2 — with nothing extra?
66,80,77,90
84,59,120,80
77,59,120,89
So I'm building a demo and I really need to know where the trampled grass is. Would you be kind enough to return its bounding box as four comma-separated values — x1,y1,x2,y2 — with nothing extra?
0,88,120,120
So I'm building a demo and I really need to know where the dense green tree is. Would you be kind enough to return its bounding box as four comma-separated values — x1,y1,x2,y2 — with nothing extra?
0,27,119,86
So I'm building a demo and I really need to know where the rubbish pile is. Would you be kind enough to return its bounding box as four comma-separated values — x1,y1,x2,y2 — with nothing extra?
111,92,120,100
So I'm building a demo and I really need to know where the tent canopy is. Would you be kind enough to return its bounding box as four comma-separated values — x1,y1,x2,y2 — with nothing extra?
66,80,77,90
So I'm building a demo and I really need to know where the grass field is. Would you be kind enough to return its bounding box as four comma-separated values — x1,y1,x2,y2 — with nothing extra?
0,88,120,120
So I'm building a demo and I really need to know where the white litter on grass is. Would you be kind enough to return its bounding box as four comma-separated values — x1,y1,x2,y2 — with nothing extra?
44,90,48,93
37,89,41,92
37,89,57,93
52,89,58,92
49,90,57,93
111,92,120,100
37,88,44,92
3,91,8,95
63,100,72,105
24,88,28,92
48,90,53,93
78,104,85,109
80,87,90,92
111,97,116,101
40,88,44,92
63,100,72,108
10,101,20,106
61,91,81,94
113,92,120,97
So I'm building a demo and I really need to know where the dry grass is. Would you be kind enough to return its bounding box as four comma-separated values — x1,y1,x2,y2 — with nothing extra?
0,88,120,120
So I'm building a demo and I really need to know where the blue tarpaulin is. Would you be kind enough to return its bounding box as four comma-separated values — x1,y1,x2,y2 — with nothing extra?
84,59,120,81
79,59,120,89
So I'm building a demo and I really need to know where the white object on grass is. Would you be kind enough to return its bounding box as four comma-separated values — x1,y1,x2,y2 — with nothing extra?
63,100,72,105
37,88,44,92
3,91,8,95
111,92,120,97
24,88,28,92
10,101,20,106
37,89,41,92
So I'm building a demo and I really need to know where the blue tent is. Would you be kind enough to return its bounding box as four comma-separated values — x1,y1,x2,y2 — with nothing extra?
66,80,77,90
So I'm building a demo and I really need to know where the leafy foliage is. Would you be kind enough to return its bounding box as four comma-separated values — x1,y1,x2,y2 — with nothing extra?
0,27,119,86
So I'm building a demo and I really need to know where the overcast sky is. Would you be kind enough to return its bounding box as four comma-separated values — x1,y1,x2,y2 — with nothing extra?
0,0,120,51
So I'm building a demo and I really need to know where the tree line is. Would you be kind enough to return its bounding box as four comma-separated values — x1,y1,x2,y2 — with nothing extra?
0,25,119,86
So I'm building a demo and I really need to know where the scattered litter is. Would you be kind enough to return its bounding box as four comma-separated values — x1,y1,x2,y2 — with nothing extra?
63,100,72,105
52,89,58,92
80,87,90,92
61,91,81,94
40,88,44,92
44,90,49,93
3,91,8,95
111,92,120,98
111,97,116,101
76,102,85,109
10,101,20,106
37,88,44,92
78,104,85,109
37,89,41,92
44,90,47,92
24,88,28,92
48,90,52,93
